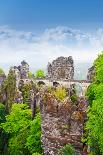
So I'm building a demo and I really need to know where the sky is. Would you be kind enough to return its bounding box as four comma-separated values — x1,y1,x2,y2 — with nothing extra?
0,0,103,72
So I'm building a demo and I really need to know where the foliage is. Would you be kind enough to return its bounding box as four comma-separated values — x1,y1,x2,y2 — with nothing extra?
2,69,16,112
1,104,32,155
94,53,103,83
35,69,45,78
26,113,42,154
28,72,34,78
53,87,67,101
0,103,8,154
0,68,5,75
21,84,31,105
32,153,41,155
0,103,6,123
70,94,77,104
0,104,42,155
58,144,75,155
85,53,103,154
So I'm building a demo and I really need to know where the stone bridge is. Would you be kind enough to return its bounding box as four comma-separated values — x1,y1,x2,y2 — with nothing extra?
36,79,91,96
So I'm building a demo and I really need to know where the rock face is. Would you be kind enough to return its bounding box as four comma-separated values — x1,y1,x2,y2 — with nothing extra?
18,60,29,79
11,60,29,88
0,74,6,86
87,66,95,82
47,56,74,80
40,90,87,155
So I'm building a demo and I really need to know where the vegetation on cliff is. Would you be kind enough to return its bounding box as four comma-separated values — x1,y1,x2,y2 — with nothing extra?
0,104,42,155
35,69,45,78
58,144,75,155
0,69,16,112
85,53,103,154
0,68,5,75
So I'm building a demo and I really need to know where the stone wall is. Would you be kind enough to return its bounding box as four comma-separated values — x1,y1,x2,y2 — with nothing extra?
47,56,74,80
40,90,87,155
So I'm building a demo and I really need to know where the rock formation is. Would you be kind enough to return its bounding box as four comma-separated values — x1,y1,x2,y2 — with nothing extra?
40,88,87,155
18,60,29,79
87,66,95,82
0,74,6,86
47,56,74,80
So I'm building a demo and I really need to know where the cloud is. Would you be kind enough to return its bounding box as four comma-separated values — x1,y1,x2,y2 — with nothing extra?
0,25,102,72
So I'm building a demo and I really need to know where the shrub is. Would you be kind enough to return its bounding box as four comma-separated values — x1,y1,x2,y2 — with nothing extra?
58,144,75,155
35,69,45,78
53,87,67,101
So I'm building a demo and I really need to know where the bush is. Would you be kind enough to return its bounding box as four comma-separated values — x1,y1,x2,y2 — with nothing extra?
53,87,67,101
58,144,75,155
35,69,45,78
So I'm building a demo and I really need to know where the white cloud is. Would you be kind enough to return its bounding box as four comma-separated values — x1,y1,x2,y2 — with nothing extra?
0,25,102,72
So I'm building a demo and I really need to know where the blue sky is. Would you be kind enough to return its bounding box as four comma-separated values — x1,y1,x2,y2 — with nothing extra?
0,0,103,72
0,0,103,31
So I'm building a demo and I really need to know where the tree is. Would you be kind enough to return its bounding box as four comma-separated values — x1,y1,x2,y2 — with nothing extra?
26,113,42,154
1,104,32,155
35,69,45,78
0,68,5,75
28,72,34,79
21,84,31,105
58,144,75,155
0,103,8,154
1,104,42,155
85,53,103,154
1,69,16,112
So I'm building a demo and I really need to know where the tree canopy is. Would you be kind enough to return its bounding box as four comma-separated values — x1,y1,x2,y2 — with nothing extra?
85,53,103,154
1,104,42,155
35,69,45,78
0,68,5,75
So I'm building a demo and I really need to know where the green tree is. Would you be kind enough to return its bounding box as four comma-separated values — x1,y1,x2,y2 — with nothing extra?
85,53,103,154
26,113,42,154
28,72,34,79
0,68,5,75
21,84,31,105
1,104,42,155
35,69,45,78
58,144,75,155
1,104,32,155
1,69,16,112
32,153,41,155
0,103,8,154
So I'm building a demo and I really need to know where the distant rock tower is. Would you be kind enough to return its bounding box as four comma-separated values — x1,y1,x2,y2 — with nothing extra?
47,56,74,80
18,60,29,79
10,61,29,88
87,66,95,82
